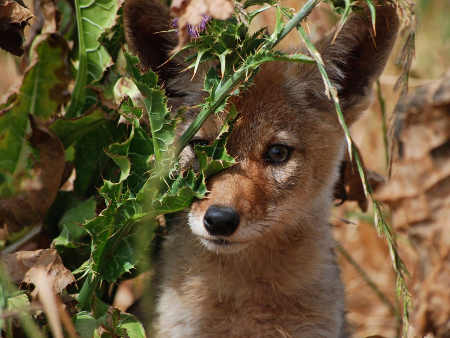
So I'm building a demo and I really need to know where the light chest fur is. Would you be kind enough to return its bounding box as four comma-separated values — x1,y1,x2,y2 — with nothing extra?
155,219,346,338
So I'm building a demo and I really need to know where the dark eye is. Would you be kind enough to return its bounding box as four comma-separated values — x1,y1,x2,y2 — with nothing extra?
264,144,292,164
189,139,209,149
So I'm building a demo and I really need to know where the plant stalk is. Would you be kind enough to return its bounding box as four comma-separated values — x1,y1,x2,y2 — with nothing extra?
177,0,320,155
66,0,87,118
77,273,98,311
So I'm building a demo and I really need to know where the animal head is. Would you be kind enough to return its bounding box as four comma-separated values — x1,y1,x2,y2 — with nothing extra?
124,0,399,253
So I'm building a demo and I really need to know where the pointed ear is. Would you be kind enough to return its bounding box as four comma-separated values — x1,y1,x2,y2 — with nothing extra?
307,1,399,124
124,0,195,97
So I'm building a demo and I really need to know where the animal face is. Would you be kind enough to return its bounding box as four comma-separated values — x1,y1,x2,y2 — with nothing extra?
180,64,346,253
124,0,399,254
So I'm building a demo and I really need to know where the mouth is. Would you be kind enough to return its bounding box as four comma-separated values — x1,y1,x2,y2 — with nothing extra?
199,237,248,253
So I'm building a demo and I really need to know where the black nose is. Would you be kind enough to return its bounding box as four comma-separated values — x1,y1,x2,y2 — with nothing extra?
203,205,240,236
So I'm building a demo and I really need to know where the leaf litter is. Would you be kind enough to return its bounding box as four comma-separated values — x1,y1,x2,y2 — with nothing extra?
0,0,33,56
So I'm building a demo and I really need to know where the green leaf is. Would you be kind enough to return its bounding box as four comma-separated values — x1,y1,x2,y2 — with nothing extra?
247,51,314,69
125,53,175,162
106,125,134,184
67,0,120,117
52,198,96,248
195,105,237,177
58,196,96,229
243,0,276,9
124,53,157,91
119,98,144,122
50,109,106,148
74,311,98,337
152,171,207,214
204,67,221,95
101,234,137,282
128,126,154,193
192,49,207,77
81,0,119,82
143,89,175,160
83,199,142,281
1,293,30,332
53,223,89,248
0,34,70,183
218,49,231,77
117,313,146,338
100,6,125,62
273,6,284,39
73,119,126,197
57,0,75,40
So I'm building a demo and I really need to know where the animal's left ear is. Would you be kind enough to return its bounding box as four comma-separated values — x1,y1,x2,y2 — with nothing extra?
308,1,399,124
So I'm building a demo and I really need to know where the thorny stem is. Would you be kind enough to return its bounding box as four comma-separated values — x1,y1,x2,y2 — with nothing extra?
177,67,246,155
176,0,320,155
270,0,320,49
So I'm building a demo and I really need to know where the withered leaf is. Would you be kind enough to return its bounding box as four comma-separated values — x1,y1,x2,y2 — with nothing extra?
1,248,75,295
378,74,450,337
334,144,384,211
22,0,60,58
0,0,33,56
0,116,65,232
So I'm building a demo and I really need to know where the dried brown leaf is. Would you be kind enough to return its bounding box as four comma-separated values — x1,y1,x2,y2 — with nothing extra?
31,269,64,338
334,144,385,212
1,248,75,295
0,0,33,56
377,74,450,337
39,0,59,33
0,116,65,232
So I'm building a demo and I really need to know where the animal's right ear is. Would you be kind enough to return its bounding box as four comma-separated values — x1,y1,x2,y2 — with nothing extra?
301,1,399,125
124,0,193,96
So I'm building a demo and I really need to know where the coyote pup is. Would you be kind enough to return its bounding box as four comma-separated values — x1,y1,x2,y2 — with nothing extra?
124,1,399,337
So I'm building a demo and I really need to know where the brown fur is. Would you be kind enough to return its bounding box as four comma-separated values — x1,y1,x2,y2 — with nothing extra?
123,1,399,337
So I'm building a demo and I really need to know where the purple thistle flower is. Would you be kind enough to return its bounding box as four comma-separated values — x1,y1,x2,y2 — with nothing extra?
198,15,211,31
172,17,179,29
172,15,211,38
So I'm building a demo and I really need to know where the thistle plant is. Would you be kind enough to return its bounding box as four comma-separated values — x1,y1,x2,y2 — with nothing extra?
0,0,415,336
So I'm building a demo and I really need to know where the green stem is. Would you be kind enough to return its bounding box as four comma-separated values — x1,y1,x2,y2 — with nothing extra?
376,80,389,169
77,273,98,311
297,20,411,337
271,0,320,49
177,0,320,155
66,0,87,118
18,313,46,338
177,67,246,155
297,24,353,158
